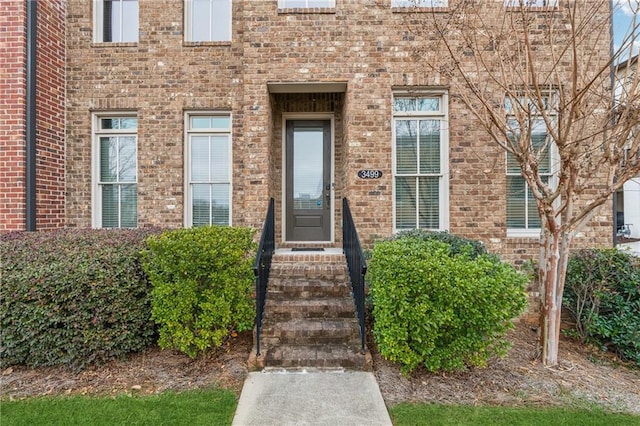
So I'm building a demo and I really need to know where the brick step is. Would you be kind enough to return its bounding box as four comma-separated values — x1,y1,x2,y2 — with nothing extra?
263,344,371,370
265,298,356,320
270,263,349,281
268,278,351,299
261,318,360,346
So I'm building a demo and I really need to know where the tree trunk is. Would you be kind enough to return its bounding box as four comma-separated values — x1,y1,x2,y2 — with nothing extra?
538,228,572,367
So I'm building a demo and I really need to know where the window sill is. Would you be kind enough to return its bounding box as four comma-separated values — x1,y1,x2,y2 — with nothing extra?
91,42,138,48
278,7,336,14
391,7,449,13
507,229,541,238
184,41,232,47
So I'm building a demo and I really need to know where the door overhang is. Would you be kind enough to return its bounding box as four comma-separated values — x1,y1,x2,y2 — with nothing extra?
267,82,347,94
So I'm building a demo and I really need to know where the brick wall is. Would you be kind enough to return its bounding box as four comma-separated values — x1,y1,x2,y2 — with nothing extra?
0,1,26,231
0,0,65,232
64,0,612,265
36,0,66,230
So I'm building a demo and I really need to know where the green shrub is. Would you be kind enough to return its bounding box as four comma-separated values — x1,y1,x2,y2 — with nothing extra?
142,226,256,358
0,228,161,369
564,248,640,365
367,237,527,374
386,229,488,258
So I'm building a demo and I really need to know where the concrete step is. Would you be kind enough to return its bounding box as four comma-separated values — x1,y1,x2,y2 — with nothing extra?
263,344,371,370
270,263,349,281
265,298,356,320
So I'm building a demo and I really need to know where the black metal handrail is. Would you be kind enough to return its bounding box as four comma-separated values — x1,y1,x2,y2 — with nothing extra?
253,198,275,356
342,198,367,354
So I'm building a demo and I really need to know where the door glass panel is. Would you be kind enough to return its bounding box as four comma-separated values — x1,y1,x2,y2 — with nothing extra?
293,128,323,210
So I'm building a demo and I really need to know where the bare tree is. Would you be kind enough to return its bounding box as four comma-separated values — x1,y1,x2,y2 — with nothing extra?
407,0,639,366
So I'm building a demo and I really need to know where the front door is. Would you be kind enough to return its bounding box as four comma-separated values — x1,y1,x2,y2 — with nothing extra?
285,120,331,242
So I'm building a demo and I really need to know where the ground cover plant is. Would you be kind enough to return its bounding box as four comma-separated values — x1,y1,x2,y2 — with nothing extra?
142,226,256,358
367,233,527,373
563,248,640,366
0,228,161,369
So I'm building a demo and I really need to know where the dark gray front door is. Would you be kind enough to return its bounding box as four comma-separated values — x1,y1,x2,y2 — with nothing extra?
285,120,331,242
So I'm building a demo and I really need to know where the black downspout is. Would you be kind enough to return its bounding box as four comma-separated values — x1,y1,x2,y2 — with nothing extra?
26,0,37,231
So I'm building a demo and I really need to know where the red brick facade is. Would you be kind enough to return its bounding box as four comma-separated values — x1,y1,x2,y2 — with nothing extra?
3,1,613,272
0,0,65,232
1,1,27,232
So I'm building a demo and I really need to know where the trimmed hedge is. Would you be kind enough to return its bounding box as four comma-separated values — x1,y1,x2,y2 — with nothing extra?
385,229,488,259
0,228,161,369
564,248,640,365
368,235,527,373
142,226,256,358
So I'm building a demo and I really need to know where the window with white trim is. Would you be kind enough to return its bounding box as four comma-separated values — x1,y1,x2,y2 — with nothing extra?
185,0,231,42
505,94,557,235
392,0,447,7
186,114,232,227
393,94,449,231
278,0,335,8
93,115,138,228
93,0,139,43
504,0,558,7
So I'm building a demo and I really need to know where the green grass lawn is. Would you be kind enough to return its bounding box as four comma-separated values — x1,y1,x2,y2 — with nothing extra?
389,403,640,426
3,392,640,426
0,388,237,426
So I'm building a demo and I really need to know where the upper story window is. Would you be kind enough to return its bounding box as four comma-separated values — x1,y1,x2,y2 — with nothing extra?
185,0,231,42
392,0,447,7
393,93,449,231
94,0,139,43
504,0,558,7
505,94,558,236
278,0,335,8
93,114,138,228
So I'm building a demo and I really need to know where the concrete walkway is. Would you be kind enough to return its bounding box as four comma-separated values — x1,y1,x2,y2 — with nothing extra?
618,241,640,256
232,369,392,426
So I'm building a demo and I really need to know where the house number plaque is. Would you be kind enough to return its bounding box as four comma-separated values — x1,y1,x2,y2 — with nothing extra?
357,170,383,179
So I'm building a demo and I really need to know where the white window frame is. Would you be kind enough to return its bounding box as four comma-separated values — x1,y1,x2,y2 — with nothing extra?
391,0,448,7
93,0,139,43
184,0,232,42
278,0,335,8
92,113,138,228
184,112,233,227
392,92,449,232
505,93,559,237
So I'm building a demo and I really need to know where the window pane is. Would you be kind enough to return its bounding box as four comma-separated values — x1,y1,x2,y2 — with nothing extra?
102,184,119,228
101,118,119,129
396,176,416,229
120,184,138,227
507,176,526,228
191,136,210,181
121,0,139,42
532,128,551,173
293,128,324,210
120,118,138,129
103,0,117,42
191,116,211,129
100,137,118,182
192,184,210,226
393,98,415,112
527,185,541,228
211,0,231,41
118,136,137,182
417,97,440,111
418,177,439,229
419,120,440,174
395,120,417,174
210,136,229,181
192,0,211,41
210,115,230,129
211,184,230,225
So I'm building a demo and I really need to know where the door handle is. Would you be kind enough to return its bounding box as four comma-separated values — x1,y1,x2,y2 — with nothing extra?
325,191,331,209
